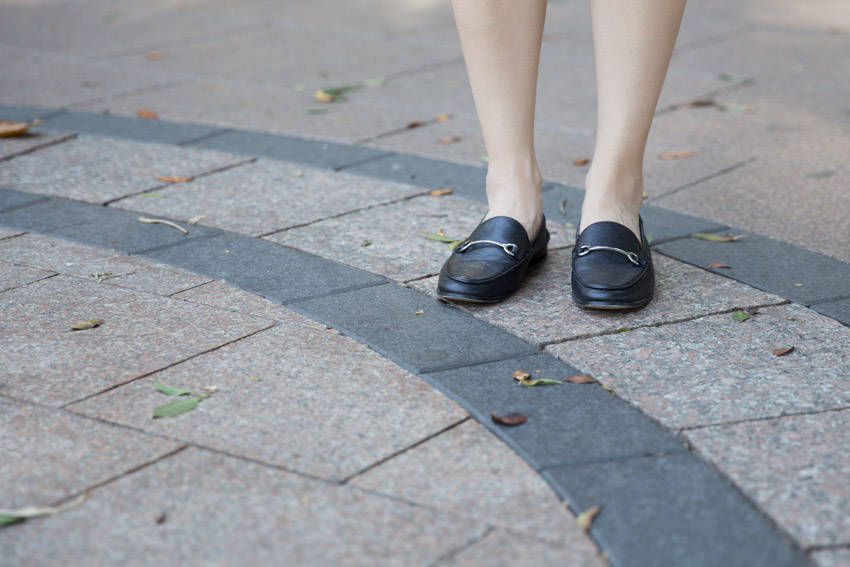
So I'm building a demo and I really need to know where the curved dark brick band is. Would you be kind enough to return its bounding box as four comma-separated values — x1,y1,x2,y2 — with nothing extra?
3,105,841,566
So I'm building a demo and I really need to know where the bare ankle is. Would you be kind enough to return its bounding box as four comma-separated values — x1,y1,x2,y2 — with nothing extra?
483,164,544,238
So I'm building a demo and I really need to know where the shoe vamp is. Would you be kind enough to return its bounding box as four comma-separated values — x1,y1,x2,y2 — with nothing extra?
446,251,517,282
573,256,644,288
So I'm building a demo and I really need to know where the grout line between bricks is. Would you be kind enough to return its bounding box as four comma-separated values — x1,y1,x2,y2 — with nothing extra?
256,189,433,238
340,416,471,485
651,157,756,201
539,299,791,349
0,133,78,164
60,323,276,410
102,157,257,206
678,405,850,434
426,526,498,567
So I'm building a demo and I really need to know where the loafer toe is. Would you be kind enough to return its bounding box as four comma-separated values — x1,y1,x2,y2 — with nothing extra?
571,218,654,309
437,216,549,303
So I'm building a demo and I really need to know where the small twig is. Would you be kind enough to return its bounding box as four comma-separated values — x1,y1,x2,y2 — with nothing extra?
138,216,188,235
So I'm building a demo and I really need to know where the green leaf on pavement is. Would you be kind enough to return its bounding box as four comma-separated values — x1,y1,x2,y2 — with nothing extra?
154,380,192,397
297,107,328,115
425,233,462,244
153,396,204,418
693,233,747,242
0,515,24,527
361,76,387,87
731,310,750,322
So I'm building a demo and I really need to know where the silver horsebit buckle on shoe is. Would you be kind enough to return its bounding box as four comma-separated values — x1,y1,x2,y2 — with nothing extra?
577,245,642,266
456,240,519,257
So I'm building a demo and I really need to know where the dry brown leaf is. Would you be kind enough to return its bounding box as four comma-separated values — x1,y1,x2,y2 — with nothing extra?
137,109,159,120
773,347,795,357
709,261,731,268
435,113,451,122
314,89,334,103
187,215,207,225
573,157,589,166
138,216,189,234
563,374,597,384
491,412,528,426
428,188,454,196
658,150,698,160
0,119,40,137
436,228,446,237
407,120,425,129
155,174,193,183
145,51,167,60
512,369,531,382
437,136,462,144
577,505,602,531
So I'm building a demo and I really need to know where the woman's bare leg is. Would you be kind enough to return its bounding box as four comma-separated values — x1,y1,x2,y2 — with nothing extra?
450,0,548,238
582,0,687,239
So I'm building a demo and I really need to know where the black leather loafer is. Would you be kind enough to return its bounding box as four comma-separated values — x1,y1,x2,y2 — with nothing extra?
571,217,654,309
437,216,549,303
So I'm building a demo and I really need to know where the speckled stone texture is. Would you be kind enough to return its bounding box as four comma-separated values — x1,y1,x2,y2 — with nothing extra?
686,410,850,548
0,448,486,567
0,135,247,204
547,304,850,428
410,251,783,347
0,396,182,508
0,228,23,240
812,549,850,567
0,234,210,296
171,281,326,329
268,195,574,283
0,261,54,292
0,275,271,407
441,529,604,567
68,324,468,482
351,420,579,544
655,159,850,264
113,158,424,236
0,131,74,161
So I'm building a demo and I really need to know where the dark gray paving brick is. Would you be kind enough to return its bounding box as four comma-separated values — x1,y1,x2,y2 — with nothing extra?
291,283,538,374
812,298,850,327
50,205,223,255
342,153,487,198
189,129,390,170
41,110,225,145
144,233,386,304
543,453,807,567
0,105,59,122
656,233,850,305
640,204,729,244
541,183,584,228
423,354,685,470
0,196,108,233
0,188,49,213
